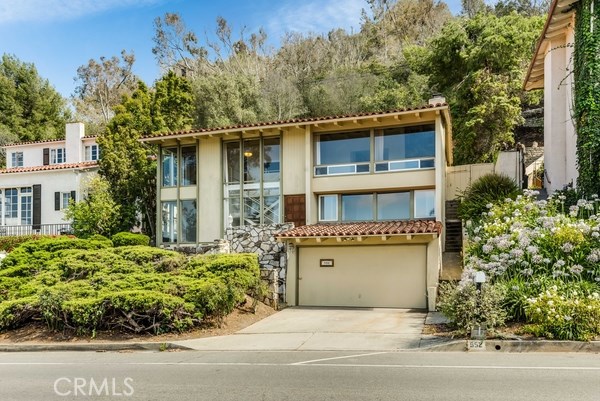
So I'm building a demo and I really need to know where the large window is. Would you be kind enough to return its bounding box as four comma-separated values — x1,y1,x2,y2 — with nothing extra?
180,200,197,243
50,148,66,164
375,125,435,172
181,146,197,186
161,201,177,243
224,137,281,227
315,125,435,176
315,131,370,175
318,190,436,222
162,146,196,187
11,152,23,167
1,187,32,224
162,148,178,187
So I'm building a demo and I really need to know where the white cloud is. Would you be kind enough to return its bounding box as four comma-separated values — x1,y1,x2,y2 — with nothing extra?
0,0,162,24
266,0,368,38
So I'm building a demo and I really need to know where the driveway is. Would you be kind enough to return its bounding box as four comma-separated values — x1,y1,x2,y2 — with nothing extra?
175,307,430,351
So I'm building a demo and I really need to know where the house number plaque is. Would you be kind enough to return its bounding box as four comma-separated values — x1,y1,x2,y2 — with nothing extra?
319,259,334,267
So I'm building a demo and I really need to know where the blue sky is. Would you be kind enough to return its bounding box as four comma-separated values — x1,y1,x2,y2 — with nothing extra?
0,0,463,99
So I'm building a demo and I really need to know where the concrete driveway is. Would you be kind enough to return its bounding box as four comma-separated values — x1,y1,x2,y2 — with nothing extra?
175,307,429,351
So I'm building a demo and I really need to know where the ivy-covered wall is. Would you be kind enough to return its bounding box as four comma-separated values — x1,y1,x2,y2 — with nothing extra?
575,0,600,196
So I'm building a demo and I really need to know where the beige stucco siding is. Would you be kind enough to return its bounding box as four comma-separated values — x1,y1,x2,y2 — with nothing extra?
281,128,306,195
297,245,427,308
198,137,222,242
312,169,435,194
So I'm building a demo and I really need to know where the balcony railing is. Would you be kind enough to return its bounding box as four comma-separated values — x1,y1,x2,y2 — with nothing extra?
0,224,73,237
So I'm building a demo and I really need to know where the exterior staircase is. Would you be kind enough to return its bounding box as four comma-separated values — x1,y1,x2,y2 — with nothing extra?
442,200,463,282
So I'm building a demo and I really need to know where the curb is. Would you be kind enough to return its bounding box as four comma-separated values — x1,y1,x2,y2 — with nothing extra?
0,342,194,353
420,339,600,353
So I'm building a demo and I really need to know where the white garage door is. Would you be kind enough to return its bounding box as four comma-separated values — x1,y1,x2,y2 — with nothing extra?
298,245,426,308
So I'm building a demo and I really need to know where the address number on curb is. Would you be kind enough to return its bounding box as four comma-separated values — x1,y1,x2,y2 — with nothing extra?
467,340,486,351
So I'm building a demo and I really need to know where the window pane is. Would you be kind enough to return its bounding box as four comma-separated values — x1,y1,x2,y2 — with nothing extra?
319,195,338,221
243,188,261,225
263,193,280,225
180,200,197,243
342,194,373,221
225,142,241,183
162,148,178,187
62,193,70,209
375,125,435,161
414,190,436,218
20,194,32,225
318,131,370,165
161,201,177,243
225,188,240,227
181,146,197,186
377,192,410,220
243,140,260,183
5,188,17,218
263,138,280,182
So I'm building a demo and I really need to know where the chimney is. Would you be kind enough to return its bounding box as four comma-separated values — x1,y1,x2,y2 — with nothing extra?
65,123,85,164
428,93,446,106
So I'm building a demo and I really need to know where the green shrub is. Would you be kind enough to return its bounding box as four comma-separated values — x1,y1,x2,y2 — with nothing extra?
112,246,185,272
184,278,236,323
0,235,69,252
437,281,508,333
0,297,38,330
458,173,520,222
111,232,150,247
524,286,600,341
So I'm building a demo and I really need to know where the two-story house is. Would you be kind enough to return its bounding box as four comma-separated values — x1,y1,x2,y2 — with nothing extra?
0,123,99,235
524,0,578,193
142,98,452,310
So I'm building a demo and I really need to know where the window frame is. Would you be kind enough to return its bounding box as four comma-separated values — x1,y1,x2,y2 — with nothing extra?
317,189,436,223
11,152,23,167
223,136,282,228
84,144,99,161
50,148,66,164
314,124,436,177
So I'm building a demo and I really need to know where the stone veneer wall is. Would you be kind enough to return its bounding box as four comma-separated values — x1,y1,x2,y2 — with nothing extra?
225,223,294,305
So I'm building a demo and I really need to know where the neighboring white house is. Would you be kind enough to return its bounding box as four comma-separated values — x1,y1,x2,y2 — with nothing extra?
0,123,99,236
524,0,578,194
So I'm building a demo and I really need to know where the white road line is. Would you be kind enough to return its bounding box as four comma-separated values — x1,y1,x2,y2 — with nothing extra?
291,352,390,365
0,362,599,370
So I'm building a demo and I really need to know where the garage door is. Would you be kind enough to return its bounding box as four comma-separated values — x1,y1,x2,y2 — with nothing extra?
298,245,426,308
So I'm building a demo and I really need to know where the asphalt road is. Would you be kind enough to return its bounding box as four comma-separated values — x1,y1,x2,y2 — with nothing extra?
0,350,599,400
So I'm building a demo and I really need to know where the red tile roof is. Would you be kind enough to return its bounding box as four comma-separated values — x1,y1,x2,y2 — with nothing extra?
0,161,99,174
141,103,448,141
276,220,443,238
4,136,98,148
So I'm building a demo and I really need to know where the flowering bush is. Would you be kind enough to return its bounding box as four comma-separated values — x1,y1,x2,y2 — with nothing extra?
464,190,600,284
437,281,507,333
524,286,600,341
457,190,600,339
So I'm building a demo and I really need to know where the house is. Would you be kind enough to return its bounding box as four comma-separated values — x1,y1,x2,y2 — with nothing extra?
0,123,99,236
141,97,452,310
523,0,578,194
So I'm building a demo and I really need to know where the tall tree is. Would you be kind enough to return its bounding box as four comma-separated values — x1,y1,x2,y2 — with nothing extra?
152,13,207,78
0,54,70,144
98,72,194,237
72,50,138,135
412,13,544,164
461,0,490,17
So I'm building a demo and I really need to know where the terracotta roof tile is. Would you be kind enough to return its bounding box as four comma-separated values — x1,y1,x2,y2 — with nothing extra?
4,136,98,148
276,220,443,238
0,161,99,174
142,103,448,141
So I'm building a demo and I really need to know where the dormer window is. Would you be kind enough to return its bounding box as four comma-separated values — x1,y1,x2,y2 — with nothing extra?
11,152,23,167
50,148,66,164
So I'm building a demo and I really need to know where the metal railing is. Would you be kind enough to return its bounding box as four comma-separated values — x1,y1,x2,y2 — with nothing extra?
0,224,73,237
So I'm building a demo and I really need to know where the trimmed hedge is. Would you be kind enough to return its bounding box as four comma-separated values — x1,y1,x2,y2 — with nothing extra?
0,238,260,335
0,235,75,253
111,232,150,247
